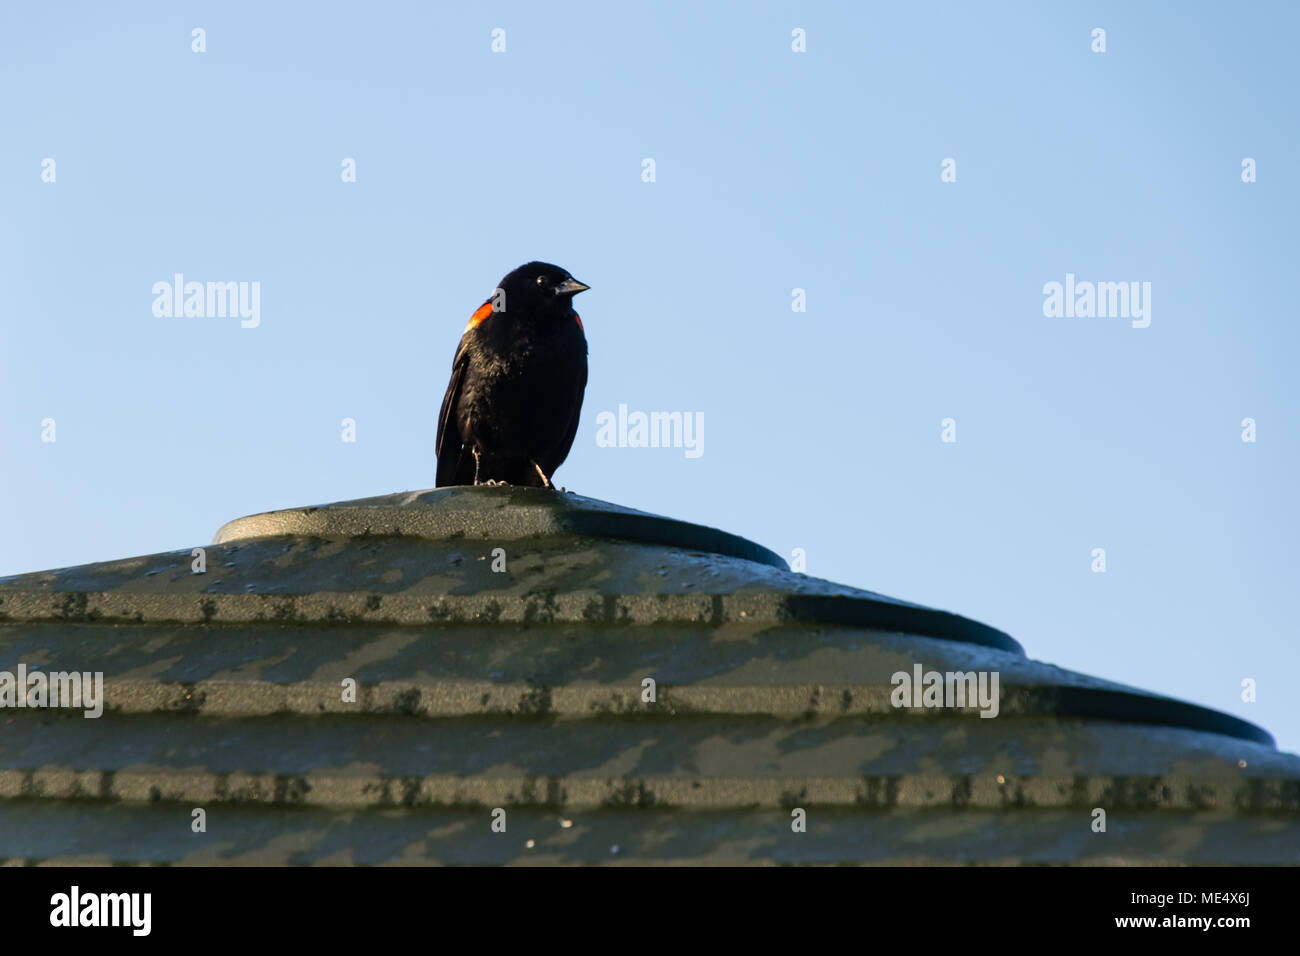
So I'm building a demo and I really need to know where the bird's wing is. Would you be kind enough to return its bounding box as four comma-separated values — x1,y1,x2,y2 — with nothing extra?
435,343,469,487
551,355,588,471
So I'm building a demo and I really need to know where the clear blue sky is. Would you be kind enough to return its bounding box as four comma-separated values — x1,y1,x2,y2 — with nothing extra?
2,2,1297,751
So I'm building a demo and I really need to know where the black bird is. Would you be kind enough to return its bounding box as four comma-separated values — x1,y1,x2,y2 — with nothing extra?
436,261,590,488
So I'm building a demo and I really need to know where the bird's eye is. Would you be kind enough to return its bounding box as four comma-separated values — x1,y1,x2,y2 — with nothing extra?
536,275,549,287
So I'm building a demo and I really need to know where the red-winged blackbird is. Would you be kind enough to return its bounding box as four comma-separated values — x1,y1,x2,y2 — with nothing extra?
436,261,590,488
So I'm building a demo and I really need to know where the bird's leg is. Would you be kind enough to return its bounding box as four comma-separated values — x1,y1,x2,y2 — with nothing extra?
530,460,555,489
472,449,509,486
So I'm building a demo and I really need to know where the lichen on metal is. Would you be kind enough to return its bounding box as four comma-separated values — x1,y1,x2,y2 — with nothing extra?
0,486,1297,865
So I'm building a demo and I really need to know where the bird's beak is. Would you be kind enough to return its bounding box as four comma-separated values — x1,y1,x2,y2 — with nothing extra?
555,277,590,296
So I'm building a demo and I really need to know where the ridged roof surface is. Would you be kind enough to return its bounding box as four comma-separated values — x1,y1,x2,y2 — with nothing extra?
0,487,1296,864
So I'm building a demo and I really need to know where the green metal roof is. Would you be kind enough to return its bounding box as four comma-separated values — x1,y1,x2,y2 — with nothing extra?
0,486,1296,864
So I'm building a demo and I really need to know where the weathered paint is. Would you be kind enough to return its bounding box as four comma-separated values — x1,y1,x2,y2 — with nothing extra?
0,486,1295,864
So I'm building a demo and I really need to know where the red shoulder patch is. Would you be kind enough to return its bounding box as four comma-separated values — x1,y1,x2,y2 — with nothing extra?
574,312,583,332
464,301,494,333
